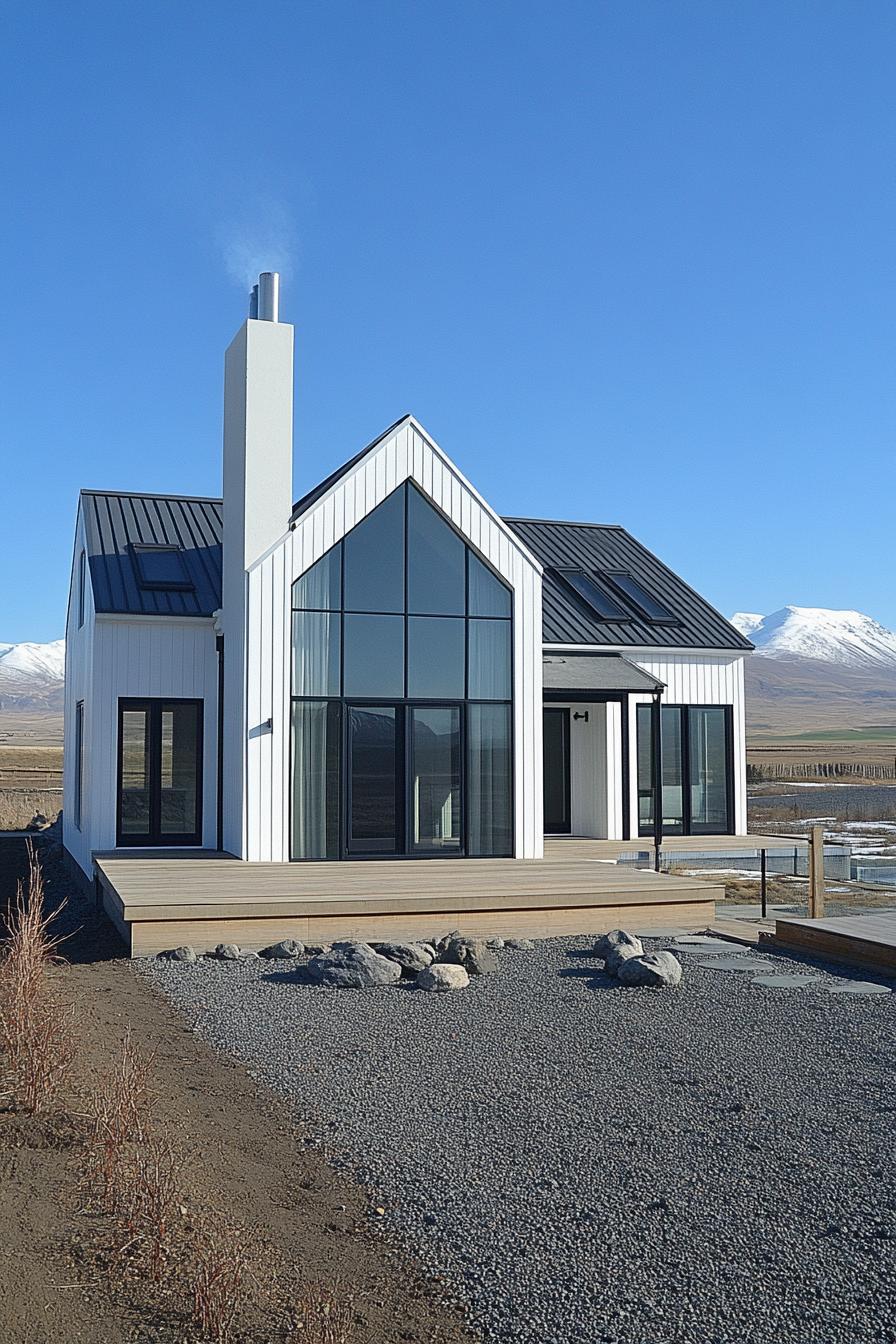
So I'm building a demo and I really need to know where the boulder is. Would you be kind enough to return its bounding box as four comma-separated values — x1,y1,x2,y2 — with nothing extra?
434,929,464,954
486,936,505,950
258,939,305,959
605,943,644,976
158,945,196,963
442,936,498,976
617,951,683,988
505,938,535,951
372,942,434,976
212,943,242,961
594,929,643,962
304,944,330,957
417,963,470,992
308,942,402,989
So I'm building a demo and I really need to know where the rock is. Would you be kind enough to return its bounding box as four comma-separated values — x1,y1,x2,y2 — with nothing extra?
26,812,52,831
304,944,330,957
617,951,683,988
486,936,506,949
212,943,242,960
372,942,434,976
434,929,464,953
605,943,643,976
258,939,305,959
442,936,498,976
417,963,470,992
308,943,402,989
158,945,196,963
594,929,643,962
505,938,535,951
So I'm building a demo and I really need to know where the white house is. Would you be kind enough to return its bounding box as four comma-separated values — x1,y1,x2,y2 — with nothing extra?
63,274,752,889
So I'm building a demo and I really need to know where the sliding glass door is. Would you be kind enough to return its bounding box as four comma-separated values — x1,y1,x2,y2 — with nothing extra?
117,699,203,846
637,704,732,837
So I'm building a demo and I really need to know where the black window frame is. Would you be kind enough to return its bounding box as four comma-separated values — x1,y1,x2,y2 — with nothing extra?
129,543,195,592
552,568,635,623
116,697,204,847
289,482,515,861
636,702,734,837
601,570,680,625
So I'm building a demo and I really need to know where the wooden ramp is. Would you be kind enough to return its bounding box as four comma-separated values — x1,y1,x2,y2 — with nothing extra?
94,854,721,957
774,911,896,975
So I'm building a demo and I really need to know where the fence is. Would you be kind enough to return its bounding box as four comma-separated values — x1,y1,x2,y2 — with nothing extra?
747,761,896,782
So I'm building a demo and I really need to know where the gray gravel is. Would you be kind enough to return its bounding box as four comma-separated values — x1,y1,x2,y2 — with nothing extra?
142,938,896,1344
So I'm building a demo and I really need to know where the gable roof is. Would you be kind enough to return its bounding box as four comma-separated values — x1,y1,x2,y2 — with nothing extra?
290,415,412,522
80,490,223,617
504,518,752,652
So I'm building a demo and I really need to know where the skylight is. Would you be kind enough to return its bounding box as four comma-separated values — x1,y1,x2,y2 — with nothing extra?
602,571,678,623
555,569,633,622
130,543,193,591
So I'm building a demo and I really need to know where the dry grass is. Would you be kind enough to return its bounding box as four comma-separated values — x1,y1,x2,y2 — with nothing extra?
86,1029,155,1214
0,843,73,1112
0,789,62,831
193,1217,259,1342
292,1285,354,1343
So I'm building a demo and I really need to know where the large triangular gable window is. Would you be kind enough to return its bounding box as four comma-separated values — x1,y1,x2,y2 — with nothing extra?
289,482,514,860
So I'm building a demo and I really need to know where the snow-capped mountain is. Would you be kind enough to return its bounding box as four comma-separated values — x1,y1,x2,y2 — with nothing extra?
0,639,65,709
731,607,896,670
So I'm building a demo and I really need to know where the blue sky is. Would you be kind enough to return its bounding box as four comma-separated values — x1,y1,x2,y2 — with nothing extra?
2,1,895,643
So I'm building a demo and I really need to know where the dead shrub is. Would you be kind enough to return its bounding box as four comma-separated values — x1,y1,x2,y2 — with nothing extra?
293,1284,354,1343
86,1029,156,1213
0,842,73,1112
192,1216,258,1341
113,1130,183,1284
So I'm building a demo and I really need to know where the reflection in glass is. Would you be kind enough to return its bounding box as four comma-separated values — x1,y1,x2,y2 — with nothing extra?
291,611,340,697
348,707,397,851
689,707,729,832
291,700,341,858
160,703,200,836
468,619,511,699
120,709,150,836
343,614,404,697
407,617,465,699
468,552,512,618
411,707,461,850
292,546,341,610
343,487,405,612
407,485,465,615
467,703,512,856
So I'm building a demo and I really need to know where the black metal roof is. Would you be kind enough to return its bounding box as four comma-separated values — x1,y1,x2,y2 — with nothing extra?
80,491,223,617
290,415,412,522
504,518,752,652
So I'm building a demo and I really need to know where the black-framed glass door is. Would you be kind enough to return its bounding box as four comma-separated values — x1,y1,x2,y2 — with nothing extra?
636,703,733,837
117,698,203,846
345,702,464,856
543,707,571,835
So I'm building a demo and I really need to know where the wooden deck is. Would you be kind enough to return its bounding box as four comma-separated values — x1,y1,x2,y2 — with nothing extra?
95,853,722,957
774,911,896,975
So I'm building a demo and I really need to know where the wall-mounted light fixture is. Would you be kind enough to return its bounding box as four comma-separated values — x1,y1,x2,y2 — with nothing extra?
573,710,589,723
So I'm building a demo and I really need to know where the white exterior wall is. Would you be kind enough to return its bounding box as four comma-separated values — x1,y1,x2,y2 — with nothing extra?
244,418,544,861
62,505,95,876
548,701,623,840
626,651,748,836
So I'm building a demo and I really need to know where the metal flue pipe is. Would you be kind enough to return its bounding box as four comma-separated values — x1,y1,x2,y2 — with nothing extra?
257,271,280,322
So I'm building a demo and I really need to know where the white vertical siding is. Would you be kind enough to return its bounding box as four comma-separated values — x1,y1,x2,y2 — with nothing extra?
87,618,219,856
245,418,544,860
626,652,748,836
62,506,95,877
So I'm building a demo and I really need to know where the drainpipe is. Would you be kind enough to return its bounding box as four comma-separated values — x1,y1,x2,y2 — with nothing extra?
651,689,663,872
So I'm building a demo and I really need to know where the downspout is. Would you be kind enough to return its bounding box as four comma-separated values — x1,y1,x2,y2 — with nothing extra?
651,688,663,872
216,634,225,854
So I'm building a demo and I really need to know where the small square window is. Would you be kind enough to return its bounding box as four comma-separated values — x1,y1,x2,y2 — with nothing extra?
130,544,194,591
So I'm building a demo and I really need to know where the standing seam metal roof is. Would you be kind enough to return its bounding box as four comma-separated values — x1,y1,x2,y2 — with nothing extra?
81,491,223,617
504,518,753,652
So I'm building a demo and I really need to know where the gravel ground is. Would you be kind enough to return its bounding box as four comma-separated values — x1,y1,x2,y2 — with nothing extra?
143,938,896,1344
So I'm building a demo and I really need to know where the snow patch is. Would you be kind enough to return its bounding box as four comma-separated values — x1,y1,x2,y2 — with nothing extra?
729,605,896,669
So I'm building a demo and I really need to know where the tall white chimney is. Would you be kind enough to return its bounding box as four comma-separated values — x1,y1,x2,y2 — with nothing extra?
221,271,294,856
